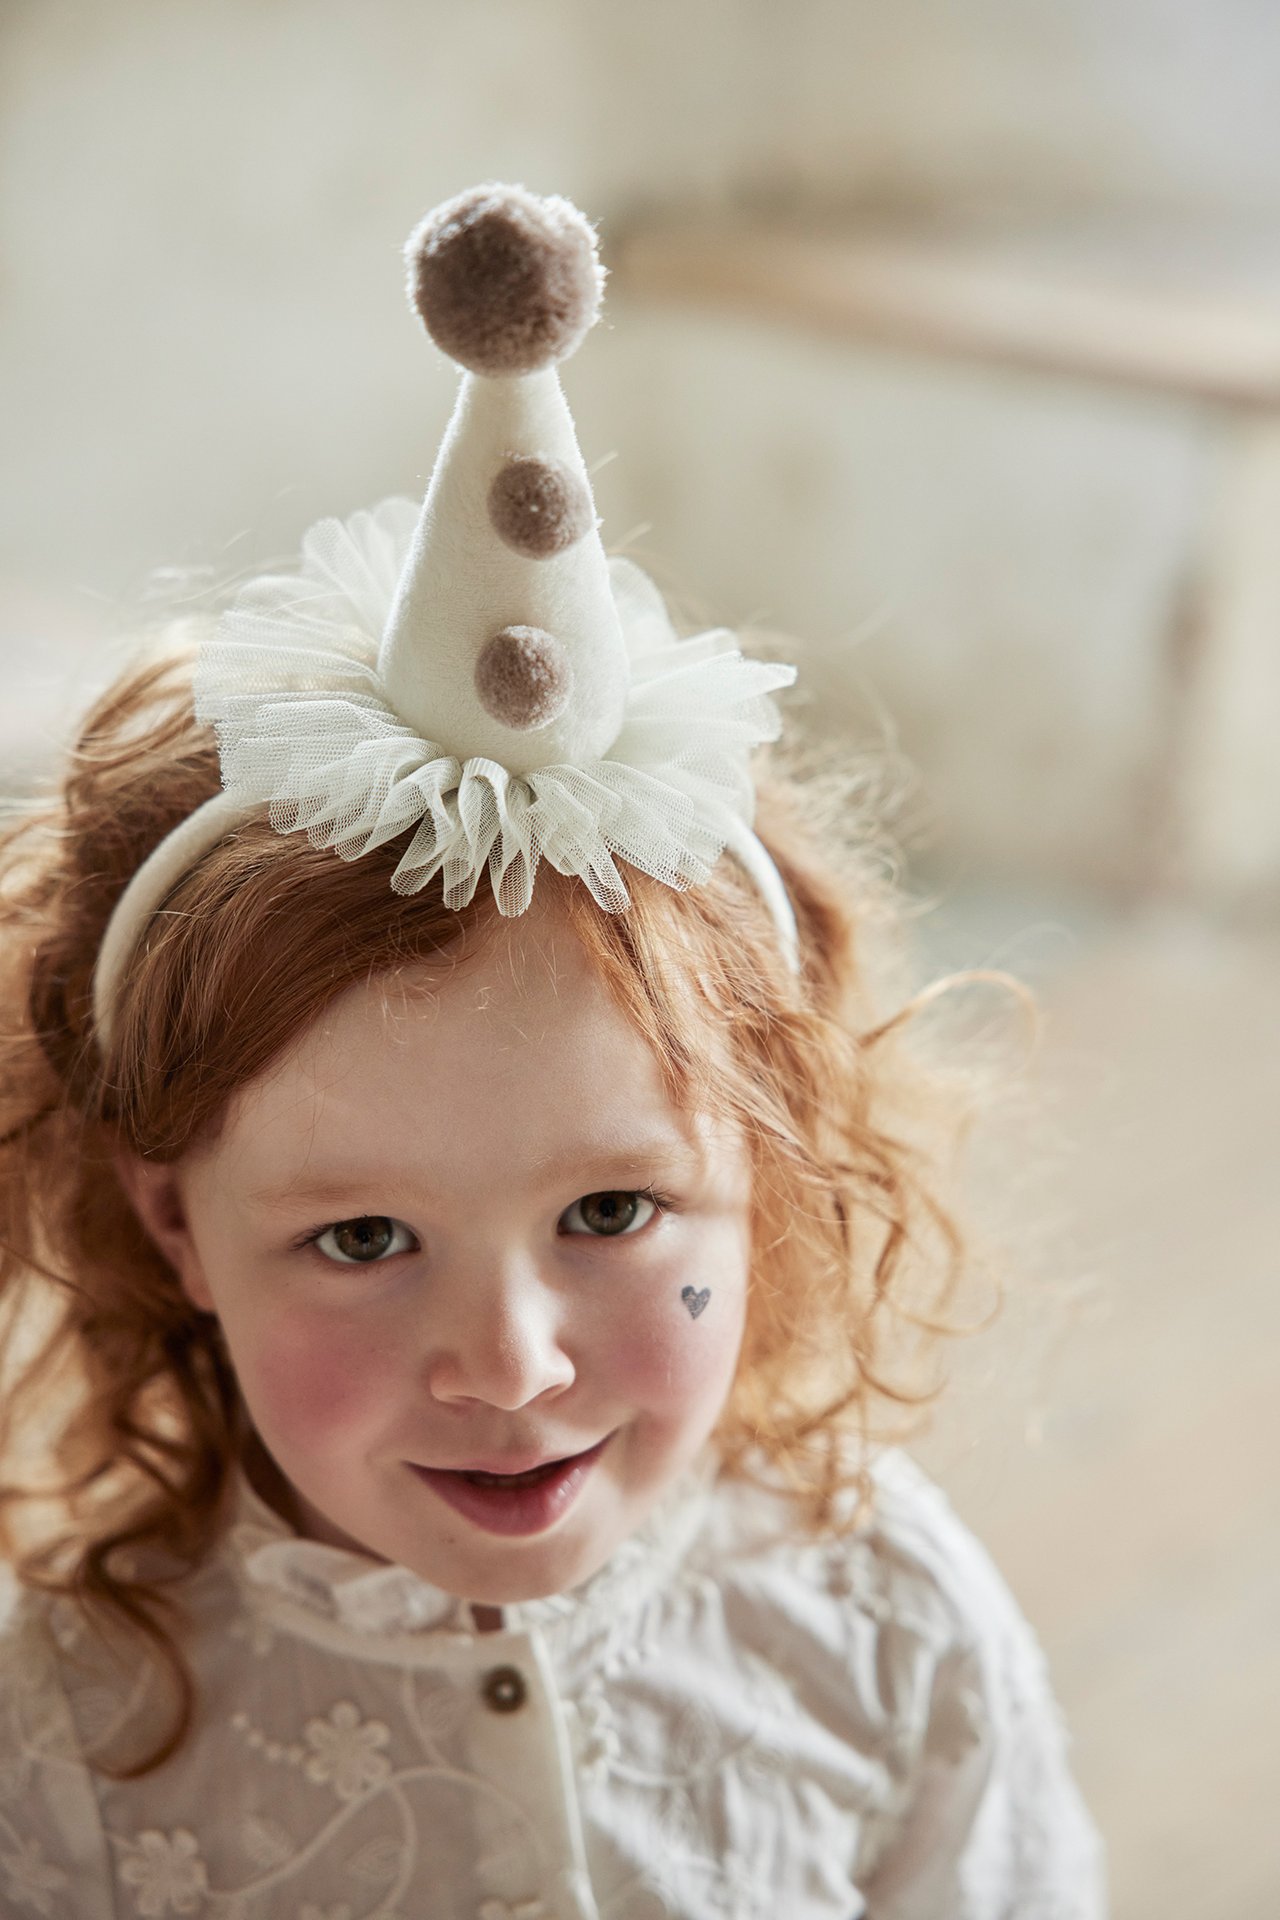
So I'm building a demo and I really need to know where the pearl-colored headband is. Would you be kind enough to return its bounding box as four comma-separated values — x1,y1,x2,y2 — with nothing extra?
92,183,798,1046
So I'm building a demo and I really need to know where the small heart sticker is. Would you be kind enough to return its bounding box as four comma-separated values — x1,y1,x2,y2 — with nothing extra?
681,1286,710,1319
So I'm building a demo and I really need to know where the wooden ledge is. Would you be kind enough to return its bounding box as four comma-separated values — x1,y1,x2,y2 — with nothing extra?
610,218,1280,409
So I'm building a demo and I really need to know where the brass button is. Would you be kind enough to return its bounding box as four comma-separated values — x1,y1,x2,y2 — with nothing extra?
482,1663,527,1713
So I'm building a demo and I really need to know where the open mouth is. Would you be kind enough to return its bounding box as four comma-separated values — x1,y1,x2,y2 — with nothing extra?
408,1435,611,1537
459,1457,572,1489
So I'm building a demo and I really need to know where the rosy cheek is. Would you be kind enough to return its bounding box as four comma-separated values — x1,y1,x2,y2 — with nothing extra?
242,1315,387,1448
602,1284,743,1412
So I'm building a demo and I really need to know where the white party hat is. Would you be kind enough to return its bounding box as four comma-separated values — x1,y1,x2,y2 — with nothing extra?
381,184,629,769
92,184,798,1044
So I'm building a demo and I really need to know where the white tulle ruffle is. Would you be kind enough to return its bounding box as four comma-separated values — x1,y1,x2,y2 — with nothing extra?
194,499,795,917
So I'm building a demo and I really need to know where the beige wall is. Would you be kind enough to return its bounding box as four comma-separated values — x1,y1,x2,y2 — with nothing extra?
5,0,1280,891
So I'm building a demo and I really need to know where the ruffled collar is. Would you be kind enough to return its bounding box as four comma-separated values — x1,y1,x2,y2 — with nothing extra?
227,1443,722,1642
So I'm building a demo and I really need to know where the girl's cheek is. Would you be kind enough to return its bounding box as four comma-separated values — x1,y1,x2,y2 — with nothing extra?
241,1314,390,1447
604,1278,745,1410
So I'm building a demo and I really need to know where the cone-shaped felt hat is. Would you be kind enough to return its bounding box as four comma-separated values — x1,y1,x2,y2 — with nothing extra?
90,182,799,1047
379,184,629,773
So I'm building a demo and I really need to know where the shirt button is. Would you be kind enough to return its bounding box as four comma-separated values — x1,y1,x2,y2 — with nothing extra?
482,1663,528,1713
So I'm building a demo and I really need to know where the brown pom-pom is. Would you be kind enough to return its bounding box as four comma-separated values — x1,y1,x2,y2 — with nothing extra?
407,183,604,377
488,454,594,558
474,626,573,730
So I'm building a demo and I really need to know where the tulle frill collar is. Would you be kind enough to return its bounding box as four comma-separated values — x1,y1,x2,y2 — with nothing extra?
226,1444,721,1642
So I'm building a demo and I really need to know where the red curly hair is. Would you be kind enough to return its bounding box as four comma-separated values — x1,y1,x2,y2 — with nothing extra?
0,635,1020,1778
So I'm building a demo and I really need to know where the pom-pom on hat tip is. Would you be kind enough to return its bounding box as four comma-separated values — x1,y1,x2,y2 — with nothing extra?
405,181,606,377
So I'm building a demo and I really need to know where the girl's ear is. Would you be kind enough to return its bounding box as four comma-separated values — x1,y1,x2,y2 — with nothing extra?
114,1155,216,1313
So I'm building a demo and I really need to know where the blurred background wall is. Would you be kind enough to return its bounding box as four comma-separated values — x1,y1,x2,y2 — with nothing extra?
8,0,1280,904
4,4,1278,1915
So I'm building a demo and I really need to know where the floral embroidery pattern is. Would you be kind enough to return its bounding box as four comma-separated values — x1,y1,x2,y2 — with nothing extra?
117,1829,209,1916
231,1707,306,1770
0,1832,70,1915
302,1699,392,1800
566,1687,621,1780
228,1604,277,1658
824,1537,894,1621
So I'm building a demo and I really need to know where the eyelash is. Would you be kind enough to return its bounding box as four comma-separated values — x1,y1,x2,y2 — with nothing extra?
291,1188,676,1265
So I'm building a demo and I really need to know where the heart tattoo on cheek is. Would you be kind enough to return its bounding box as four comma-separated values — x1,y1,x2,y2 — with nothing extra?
681,1286,711,1319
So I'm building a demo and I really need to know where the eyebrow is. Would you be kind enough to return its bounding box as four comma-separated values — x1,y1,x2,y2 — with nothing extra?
246,1135,700,1213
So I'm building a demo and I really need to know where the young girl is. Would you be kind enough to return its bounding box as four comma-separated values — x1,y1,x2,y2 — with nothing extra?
0,184,1104,1918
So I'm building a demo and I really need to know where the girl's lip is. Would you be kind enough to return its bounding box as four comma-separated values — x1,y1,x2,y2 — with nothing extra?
407,1434,611,1538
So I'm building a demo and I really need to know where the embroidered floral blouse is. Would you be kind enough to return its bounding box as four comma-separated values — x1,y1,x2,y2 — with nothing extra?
0,1446,1105,1919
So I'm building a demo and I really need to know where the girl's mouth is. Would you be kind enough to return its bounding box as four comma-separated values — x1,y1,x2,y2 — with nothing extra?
407,1434,611,1537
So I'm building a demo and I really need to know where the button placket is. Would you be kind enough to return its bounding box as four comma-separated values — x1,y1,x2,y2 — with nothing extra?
463,1632,601,1919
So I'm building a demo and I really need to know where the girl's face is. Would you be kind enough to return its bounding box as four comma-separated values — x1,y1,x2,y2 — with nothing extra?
123,901,751,1605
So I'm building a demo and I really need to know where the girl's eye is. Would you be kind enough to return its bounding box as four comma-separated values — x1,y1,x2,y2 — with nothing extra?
311,1216,417,1265
560,1190,657,1238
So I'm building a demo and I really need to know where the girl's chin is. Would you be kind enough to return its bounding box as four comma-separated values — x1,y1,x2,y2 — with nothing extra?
414,1510,626,1603
272,1498,620,1603
403,1506,634,1608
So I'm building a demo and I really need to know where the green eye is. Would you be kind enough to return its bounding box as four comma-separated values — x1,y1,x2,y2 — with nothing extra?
560,1191,657,1238
314,1216,416,1265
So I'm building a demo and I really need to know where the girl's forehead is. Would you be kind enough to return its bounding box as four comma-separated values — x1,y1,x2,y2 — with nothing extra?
302,907,642,1069
202,907,736,1195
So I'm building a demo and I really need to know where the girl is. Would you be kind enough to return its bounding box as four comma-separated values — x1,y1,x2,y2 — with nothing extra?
0,184,1104,1918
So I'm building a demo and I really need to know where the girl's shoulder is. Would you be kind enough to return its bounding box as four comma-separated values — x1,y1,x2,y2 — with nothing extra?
699,1437,1084,1758
859,1445,1053,1656
700,1441,1029,1658
677,1441,1032,1792
694,1443,1105,1911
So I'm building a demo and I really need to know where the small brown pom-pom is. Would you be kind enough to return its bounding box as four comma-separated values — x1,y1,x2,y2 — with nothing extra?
488,454,594,559
474,626,573,731
406,183,604,377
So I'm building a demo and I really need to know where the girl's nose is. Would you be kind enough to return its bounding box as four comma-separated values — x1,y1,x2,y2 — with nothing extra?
423,1263,576,1411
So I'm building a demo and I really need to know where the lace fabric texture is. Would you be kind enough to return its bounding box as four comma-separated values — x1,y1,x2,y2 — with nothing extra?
195,501,796,916
0,1448,1107,1920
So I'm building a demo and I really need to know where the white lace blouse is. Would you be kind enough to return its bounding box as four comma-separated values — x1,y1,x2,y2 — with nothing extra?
0,1445,1105,1919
